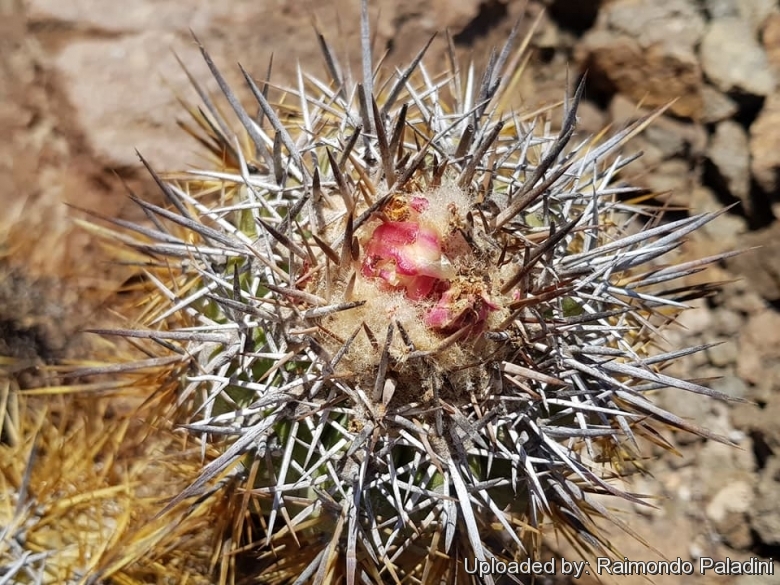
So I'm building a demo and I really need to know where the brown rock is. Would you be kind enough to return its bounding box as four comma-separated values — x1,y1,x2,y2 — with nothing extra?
733,301,780,400
26,0,240,33
28,0,357,169
577,0,705,119
750,91,780,193
733,399,780,455
728,221,780,303
53,32,200,170
765,13,780,73
28,0,537,170
581,36,703,118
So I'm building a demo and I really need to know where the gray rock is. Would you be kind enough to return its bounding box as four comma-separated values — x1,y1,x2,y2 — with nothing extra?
704,0,739,20
751,456,780,546
700,84,739,123
26,0,479,169
54,32,200,170
734,575,780,585
705,480,754,549
710,375,749,401
700,17,777,96
26,0,233,33
645,115,707,158
603,0,706,49
736,0,779,33
689,185,748,245
707,120,751,209
706,340,739,368
720,279,767,317
703,0,739,19
643,158,695,206
675,300,713,336
712,309,745,336
27,0,275,168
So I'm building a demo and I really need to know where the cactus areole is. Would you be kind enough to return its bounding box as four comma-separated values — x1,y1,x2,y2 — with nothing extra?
90,2,738,583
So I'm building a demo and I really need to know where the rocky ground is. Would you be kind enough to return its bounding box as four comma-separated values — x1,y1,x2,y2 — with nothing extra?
2,0,780,583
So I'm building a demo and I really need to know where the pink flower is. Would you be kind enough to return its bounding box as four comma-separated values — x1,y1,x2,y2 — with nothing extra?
361,212,498,336
361,221,451,300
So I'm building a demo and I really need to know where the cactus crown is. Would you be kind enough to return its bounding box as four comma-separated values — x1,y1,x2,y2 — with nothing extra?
74,2,737,583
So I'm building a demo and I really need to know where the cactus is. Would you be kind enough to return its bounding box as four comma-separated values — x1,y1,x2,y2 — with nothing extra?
3,2,739,584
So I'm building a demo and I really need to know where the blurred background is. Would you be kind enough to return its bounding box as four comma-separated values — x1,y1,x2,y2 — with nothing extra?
1,0,778,583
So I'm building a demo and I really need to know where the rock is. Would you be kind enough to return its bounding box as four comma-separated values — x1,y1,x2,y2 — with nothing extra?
675,299,713,336
706,119,751,210
733,304,780,401
643,158,695,205
750,91,780,194
706,340,739,368
572,99,608,137
765,13,780,72
700,17,777,96
736,0,778,32
727,223,780,303
720,280,767,317
710,375,749,400
600,0,706,48
604,95,706,202
26,0,235,33
697,432,756,491
706,480,754,549
657,388,713,433
689,186,748,246
719,513,754,550
53,32,202,170
577,0,705,118
734,575,780,585
27,0,291,169
703,0,739,19
29,0,501,170
645,115,707,158
751,456,780,546
700,84,739,123
630,476,666,518
711,309,744,336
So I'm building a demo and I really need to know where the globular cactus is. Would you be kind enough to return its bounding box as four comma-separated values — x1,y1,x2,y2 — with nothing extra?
21,2,739,583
